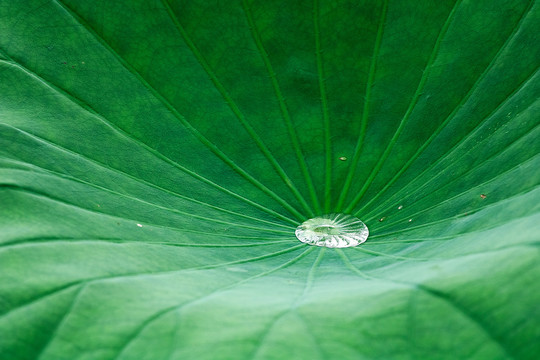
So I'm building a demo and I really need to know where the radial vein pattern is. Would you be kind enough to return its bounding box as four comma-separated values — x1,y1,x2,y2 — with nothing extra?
0,0,539,359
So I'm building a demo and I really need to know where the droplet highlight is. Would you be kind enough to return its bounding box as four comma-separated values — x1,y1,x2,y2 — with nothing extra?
295,214,369,248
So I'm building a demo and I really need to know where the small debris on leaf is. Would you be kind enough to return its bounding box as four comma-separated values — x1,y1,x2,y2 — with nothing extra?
480,194,487,199
379,217,386,222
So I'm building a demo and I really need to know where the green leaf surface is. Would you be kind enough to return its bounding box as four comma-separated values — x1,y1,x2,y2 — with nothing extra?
1,0,539,359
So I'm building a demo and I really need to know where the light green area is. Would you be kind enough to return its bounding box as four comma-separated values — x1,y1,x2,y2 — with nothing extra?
0,0,539,359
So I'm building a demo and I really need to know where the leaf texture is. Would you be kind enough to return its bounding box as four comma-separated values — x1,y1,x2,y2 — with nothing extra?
1,0,539,359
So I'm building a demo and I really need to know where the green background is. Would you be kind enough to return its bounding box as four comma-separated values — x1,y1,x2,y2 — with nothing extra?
1,0,539,359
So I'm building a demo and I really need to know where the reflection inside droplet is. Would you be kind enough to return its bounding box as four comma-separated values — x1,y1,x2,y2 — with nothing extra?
295,214,369,248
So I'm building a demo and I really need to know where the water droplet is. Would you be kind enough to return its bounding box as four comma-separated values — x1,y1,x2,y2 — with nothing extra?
398,205,403,210
339,156,347,161
295,214,368,248
137,223,143,227
379,217,386,222
408,219,413,222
